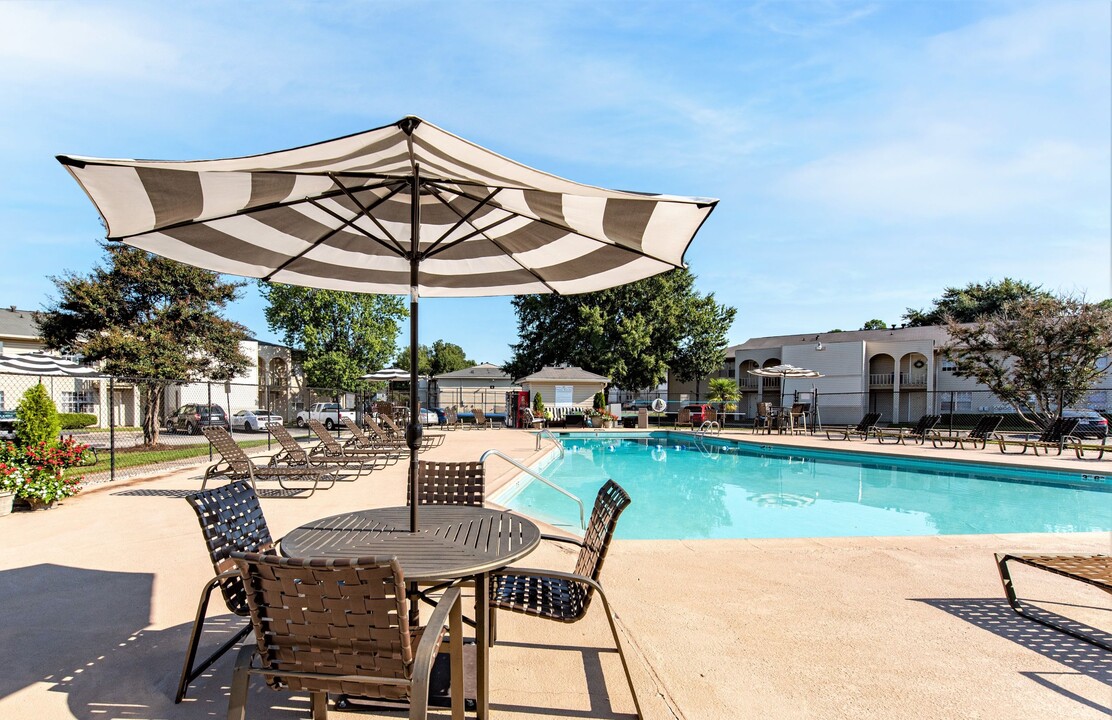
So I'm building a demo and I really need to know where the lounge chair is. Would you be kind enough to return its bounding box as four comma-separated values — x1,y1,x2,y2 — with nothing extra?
825,412,882,441
931,415,1003,450
267,422,379,478
995,553,1112,651
227,553,463,720
675,407,693,429
998,417,1081,456
355,417,411,452
471,407,496,429
443,406,463,430
307,419,401,465
875,414,942,445
489,480,642,719
177,480,275,702
380,413,446,448
201,426,335,496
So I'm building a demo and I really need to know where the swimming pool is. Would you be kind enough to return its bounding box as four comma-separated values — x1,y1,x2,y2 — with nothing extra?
491,433,1112,539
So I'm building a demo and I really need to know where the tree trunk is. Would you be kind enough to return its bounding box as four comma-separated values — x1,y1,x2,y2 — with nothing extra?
141,382,163,445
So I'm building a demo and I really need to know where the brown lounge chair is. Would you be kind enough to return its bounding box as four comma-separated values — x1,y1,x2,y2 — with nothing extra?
471,407,496,429
201,426,335,497
346,416,410,454
227,553,464,720
675,407,693,429
489,480,642,719
875,414,942,445
998,417,1081,456
995,553,1112,651
177,480,274,703
931,415,1003,450
267,422,379,478
825,412,882,441
308,419,401,465
380,413,446,448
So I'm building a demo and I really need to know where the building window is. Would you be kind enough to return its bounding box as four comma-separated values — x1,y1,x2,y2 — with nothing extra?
941,391,972,413
62,391,95,414
940,359,957,372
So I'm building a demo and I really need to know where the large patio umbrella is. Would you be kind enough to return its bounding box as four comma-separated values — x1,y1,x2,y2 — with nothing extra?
747,364,824,423
359,367,411,382
57,116,717,530
0,352,103,377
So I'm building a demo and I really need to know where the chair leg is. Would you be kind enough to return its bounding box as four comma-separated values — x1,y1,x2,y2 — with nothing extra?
594,587,644,720
450,598,465,720
226,645,254,720
177,576,252,703
310,691,328,720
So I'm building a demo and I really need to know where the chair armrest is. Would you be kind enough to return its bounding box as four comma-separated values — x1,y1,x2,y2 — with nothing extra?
540,534,585,548
494,566,604,593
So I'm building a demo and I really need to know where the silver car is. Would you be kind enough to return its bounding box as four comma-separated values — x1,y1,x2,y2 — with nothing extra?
231,409,284,433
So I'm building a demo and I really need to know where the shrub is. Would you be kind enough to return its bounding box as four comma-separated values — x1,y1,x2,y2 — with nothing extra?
532,392,545,415
0,437,88,504
59,413,98,430
16,383,61,448
593,391,606,412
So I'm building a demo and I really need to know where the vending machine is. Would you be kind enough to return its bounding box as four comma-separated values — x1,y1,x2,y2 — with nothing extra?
506,390,529,429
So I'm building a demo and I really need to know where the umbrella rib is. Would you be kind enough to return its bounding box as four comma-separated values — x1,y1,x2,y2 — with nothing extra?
420,187,502,258
428,181,687,270
328,174,410,257
421,186,518,259
106,178,403,242
423,184,559,294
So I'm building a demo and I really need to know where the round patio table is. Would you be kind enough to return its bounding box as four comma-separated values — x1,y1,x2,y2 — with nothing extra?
281,505,542,720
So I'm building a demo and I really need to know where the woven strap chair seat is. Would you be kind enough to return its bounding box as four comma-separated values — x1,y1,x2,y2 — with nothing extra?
410,460,485,507
490,573,589,622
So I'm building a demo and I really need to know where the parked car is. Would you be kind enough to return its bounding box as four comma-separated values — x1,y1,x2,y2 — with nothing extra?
294,403,355,430
1063,408,1108,438
164,404,230,435
0,410,16,441
623,399,655,411
231,409,284,433
683,403,712,424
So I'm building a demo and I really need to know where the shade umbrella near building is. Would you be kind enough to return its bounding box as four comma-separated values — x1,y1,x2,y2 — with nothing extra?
747,364,824,428
0,352,102,377
58,116,717,530
359,367,412,382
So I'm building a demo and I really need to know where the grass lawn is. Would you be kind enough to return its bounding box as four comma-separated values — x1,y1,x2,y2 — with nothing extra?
72,438,274,477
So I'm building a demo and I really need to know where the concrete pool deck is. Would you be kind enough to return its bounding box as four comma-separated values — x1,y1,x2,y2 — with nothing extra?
0,426,1108,719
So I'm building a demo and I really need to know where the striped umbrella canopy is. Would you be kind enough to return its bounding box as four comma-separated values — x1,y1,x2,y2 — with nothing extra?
0,353,103,377
747,364,824,380
57,116,717,530
359,367,412,382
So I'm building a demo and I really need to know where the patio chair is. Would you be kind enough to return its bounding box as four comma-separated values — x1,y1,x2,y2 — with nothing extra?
675,407,693,429
267,423,378,478
875,414,942,445
380,413,446,448
309,419,402,464
201,426,335,497
227,553,463,720
931,415,1003,450
995,553,1112,651
471,408,496,429
998,417,1081,456
489,480,642,719
825,412,882,441
522,407,546,430
752,402,773,433
443,406,463,430
409,460,485,507
177,480,275,703
355,417,411,452
785,403,809,434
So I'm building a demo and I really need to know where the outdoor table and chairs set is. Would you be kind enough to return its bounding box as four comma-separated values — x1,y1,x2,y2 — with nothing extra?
178,446,643,719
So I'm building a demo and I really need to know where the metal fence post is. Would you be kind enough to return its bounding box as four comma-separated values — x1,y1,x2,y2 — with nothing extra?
109,375,116,482
265,379,272,451
207,382,213,461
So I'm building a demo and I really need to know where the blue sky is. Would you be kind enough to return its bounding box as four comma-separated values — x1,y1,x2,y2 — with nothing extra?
1,1,1108,366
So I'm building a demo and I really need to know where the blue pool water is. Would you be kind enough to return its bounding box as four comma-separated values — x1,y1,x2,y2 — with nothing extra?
492,433,1112,539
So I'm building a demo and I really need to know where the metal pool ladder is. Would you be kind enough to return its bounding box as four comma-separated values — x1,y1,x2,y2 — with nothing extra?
535,427,566,457
480,448,584,529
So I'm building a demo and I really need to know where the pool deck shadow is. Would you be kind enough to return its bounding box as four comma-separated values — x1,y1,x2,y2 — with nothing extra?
1,426,1109,719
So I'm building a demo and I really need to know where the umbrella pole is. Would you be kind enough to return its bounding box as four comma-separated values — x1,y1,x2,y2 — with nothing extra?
407,169,424,532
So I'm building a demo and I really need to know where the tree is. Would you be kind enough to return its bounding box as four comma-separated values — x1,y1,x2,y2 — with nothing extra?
261,283,406,391
15,383,61,448
706,377,739,410
395,343,432,376
904,278,1050,326
669,291,737,398
862,319,887,330
38,244,251,445
429,340,474,376
943,294,1112,428
505,268,736,392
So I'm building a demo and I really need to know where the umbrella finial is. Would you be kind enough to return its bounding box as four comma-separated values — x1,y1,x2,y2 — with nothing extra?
397,116,422,135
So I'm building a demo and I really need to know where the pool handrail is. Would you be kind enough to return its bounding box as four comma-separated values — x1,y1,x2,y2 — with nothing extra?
480,448,584,530
535,428,566,458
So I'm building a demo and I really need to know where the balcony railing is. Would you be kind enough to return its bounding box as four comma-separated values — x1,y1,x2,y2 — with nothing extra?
869,372,894,386
900,372,928,386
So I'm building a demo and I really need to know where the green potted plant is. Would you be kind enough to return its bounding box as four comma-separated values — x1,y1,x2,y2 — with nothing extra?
1,385,89,510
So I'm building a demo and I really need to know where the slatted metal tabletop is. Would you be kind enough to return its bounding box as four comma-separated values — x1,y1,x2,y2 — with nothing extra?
281,505,542,580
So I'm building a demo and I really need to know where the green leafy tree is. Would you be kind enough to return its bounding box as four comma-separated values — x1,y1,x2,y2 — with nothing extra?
15,383,61,448
905,278,1050,327
943,294,1112,428
505,268,736,392
38,244,251,445
261,283,406,392
532,392,545,416
395,343,432,376
862,319,887,330
706,377,739,410
429,340,474,376
670,291,737,397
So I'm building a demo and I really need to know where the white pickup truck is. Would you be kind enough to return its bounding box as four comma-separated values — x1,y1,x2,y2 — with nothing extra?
294,403,356,430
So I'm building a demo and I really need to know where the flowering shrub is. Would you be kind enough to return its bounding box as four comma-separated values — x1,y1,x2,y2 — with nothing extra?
0,437,89,504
